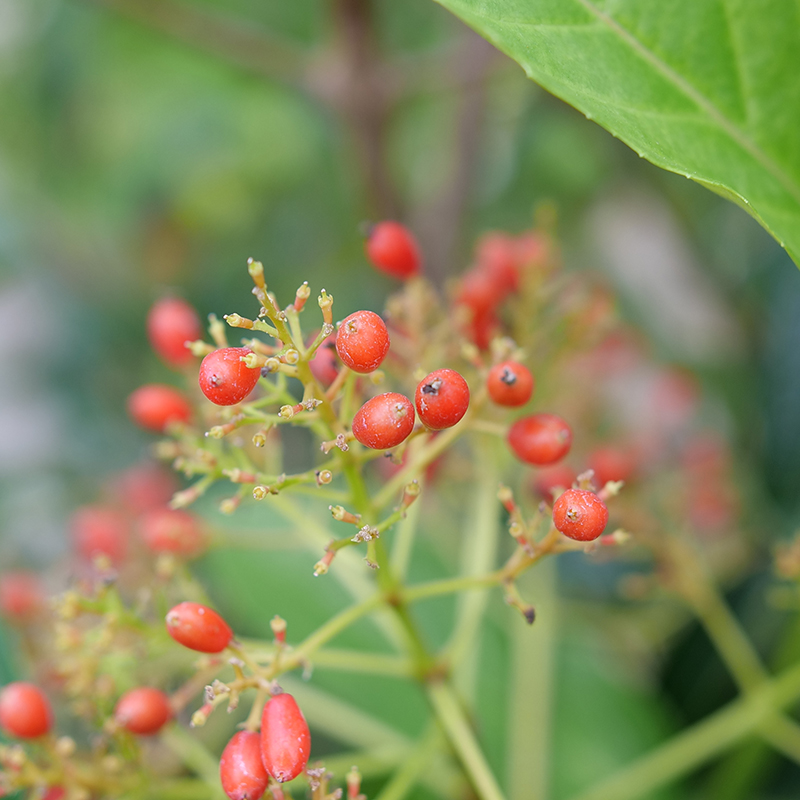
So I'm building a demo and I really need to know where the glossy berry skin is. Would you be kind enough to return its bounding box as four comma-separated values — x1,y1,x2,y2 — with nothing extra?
352,393,415,449
71,505,129,565
260,693,311,784
128,384,193,432
487,361,534,407
415,369,470,431
166,602,233,653
140,508,205,557
199,348,260,406
0,683,52,739
114,687,172,735
147,297,202,367
0,571,43,620
220,730,269,800
552,489,609,542
507,413,572,465
335,311,390,374
365,221,421,280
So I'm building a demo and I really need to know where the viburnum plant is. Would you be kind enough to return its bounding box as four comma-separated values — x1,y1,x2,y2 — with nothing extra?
1,221,783,800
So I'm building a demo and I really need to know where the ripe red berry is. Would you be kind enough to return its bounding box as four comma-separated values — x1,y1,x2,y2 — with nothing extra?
199,348,260,406
147,296,202,367
487,361,534,407
0,571,43,620
0,683,52,739
41,788,66,800
507,413,572,465
260,693,311,784
128,384,193,432
71,505,129,565
588,446,635,487
352,393,415,449
475,231,519,293
364,221,421,280
114,687,172,735
335,311,390,374
308,334,338,387
532,463,576,500
552,488,609,542
166,602,233,653
140,508,205,557
110,462,178,514
220,730,269,800
415,369,470,431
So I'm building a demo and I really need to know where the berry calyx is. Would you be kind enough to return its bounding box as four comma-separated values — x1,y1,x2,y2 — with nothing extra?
71,505,129,566
127,384,193,432
199,347,260,406
147,296,202,367
507,413,572,465
114,687,172,735
552,488,609,542
220,730,269,800
335,311,390,374
487,361,534,407
0,682,53,739
260,693,311,784
415,369,470,431
140,508,205,557
364,221,421,280
165,602,233,653
352,393,415,449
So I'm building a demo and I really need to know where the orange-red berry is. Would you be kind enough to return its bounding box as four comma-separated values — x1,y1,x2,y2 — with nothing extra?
364,221,421,280
127,384,193,432
352,393,415,449
415,369,470,431
220,730,269,800
335,311,390,374
487,361,534,407
147,296,202,367
260,693,311,784
71,505,129,565
114,687,172,735
140,508,205,557
166,601,233,653
199,348,260,406
507,413,572,465
0,683,53,739
552,488,608,542
0,571,43,620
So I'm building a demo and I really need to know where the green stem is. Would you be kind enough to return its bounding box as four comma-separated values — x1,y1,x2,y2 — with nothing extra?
403,572,501,603
427,680,508,800
568,660,800,800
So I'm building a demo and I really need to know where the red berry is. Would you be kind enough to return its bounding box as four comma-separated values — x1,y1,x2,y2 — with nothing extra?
140,508,205,557
260,693,311,784
0,571,43,620
114,687,172,735
475,232,519,293
71,505,129,565
220,730,269,800
0,683,52,739
352,393,415,449
147,297,202,367
415,369,470,431
199,348,260,406
110,462,178,514
532,464,576,500
507,413,572,465
308,334,338,387
335,311,390,374
456,267,505,318
128,384,193,432
364,221,421,280
41,788,66,800
166,602,233,653
552,488,608,542
588,446,635,487
487,361,534,407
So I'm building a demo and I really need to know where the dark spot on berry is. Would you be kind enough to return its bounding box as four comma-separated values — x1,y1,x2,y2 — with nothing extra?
500,367,517,386
421,378,443,396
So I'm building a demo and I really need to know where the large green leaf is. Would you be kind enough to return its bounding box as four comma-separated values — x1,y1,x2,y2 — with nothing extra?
434,0,800,264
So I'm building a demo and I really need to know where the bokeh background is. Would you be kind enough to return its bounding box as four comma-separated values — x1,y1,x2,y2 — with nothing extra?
2,0,800,798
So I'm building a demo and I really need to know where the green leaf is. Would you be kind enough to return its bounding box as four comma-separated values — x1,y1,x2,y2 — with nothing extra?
433,0,800,264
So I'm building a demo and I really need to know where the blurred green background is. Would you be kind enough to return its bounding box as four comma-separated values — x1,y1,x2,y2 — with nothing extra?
2,0,800,798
